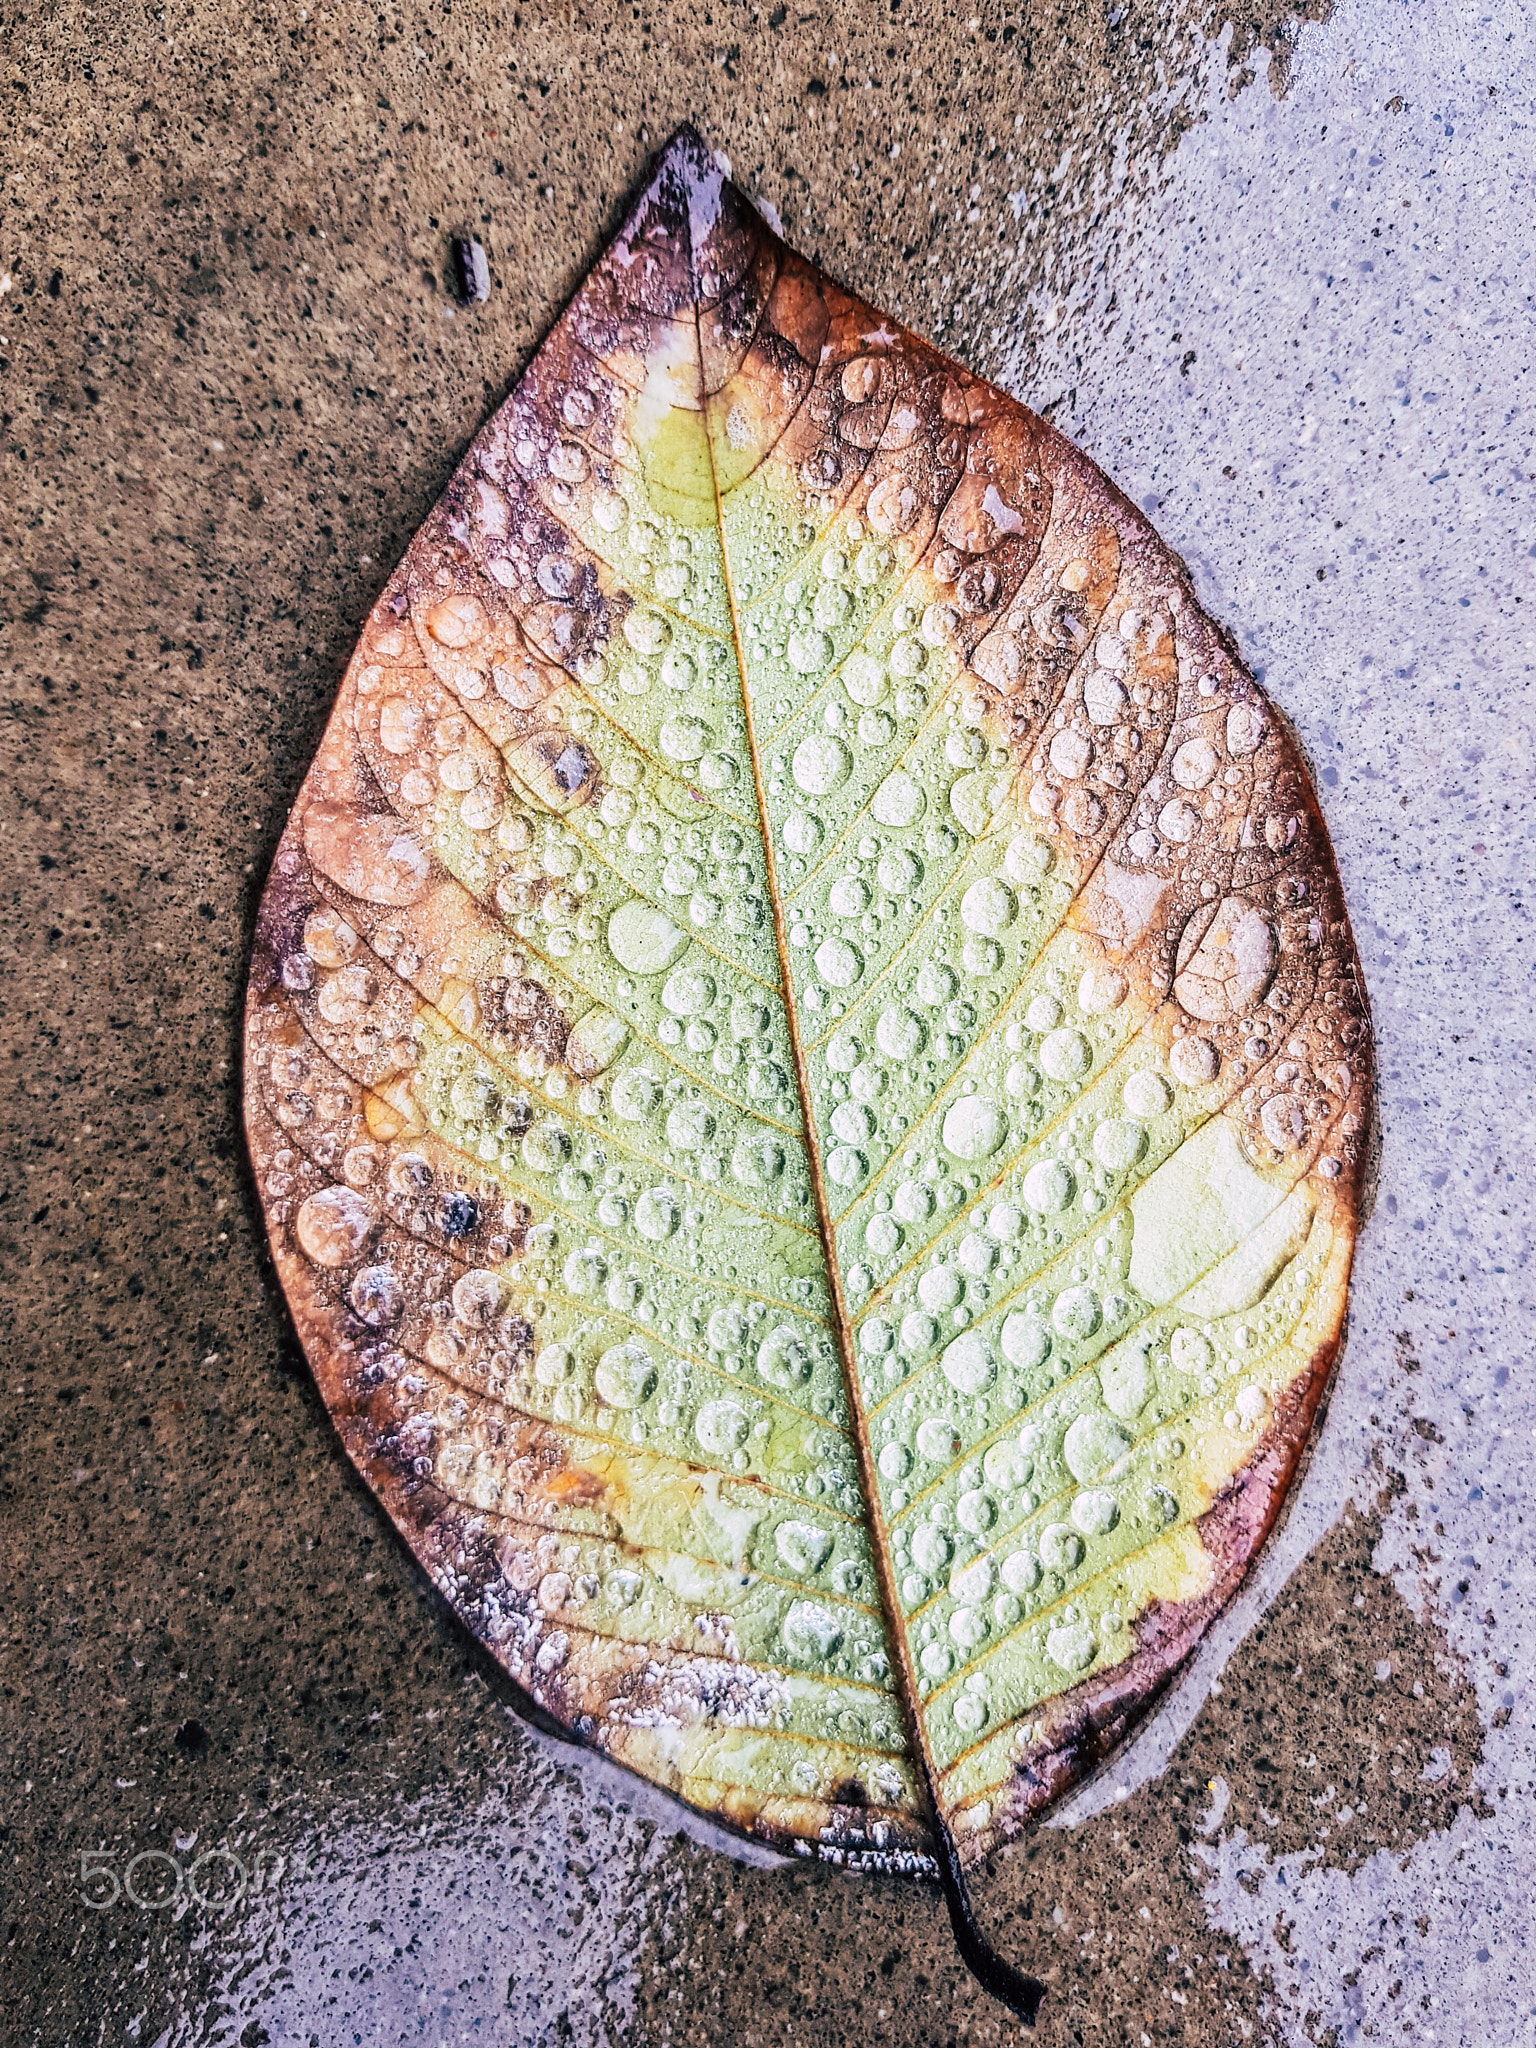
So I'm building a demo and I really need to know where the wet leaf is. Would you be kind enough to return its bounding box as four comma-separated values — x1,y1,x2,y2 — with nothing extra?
244,125,1372,2014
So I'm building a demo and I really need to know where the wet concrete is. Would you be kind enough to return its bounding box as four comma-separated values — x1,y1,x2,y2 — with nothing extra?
2,1,1531,2043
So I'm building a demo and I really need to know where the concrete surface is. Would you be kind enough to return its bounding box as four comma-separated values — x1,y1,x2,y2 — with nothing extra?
1,1,1530,2044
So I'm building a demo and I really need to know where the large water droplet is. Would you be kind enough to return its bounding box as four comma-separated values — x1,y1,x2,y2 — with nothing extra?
607,901,689,975
696,1400,751,1455
1000,1310,1051,1370
782,1601,843,1659
1071,1487,1120,1536
1023,1159,1075,1213
595,1342,656,1409
941,1331,995,1395
942,1094,1007,1162
776,1521,834,1575
1063,1410,1130,1480
1045,1618,1097,1672
296,1186,377,1266
1040,1028,1092,1083
871,769,926,828
792,732,851,795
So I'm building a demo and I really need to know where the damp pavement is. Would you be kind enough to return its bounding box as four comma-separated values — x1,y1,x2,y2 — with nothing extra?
1,1,1531,2043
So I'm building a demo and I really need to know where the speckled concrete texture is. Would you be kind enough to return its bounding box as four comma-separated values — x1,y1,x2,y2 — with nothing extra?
2,3,1531,2045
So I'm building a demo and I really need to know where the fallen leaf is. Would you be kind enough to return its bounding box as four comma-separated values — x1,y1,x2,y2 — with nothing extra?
244,124,1372,2020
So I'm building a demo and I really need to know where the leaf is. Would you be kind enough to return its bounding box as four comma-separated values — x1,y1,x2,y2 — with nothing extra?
243,125,1372,2015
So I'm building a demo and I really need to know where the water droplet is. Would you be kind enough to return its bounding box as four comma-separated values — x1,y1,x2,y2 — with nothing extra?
1063,1410,1129,1480
981,1437,1028,1489
1053,1287,1103,1344
1005,1060,1042,1101
776,1521,834,1574
844,652,888,707
452,1269,503,1323
1000,1549,1041,1595
889,633,926,680
758,1325,812,1387
941,1331,995,1396
918,1264,963,1313
895,1180,936,1225
1092,1118,1146,1172
1170,1036,1219,1086
792,732,851,795
661,962,716,1016
782,1601,843,1659
522,1121,571,1174
1040,1028,1092,1083
958,1231,997,1277
595,1341,655,1409
960,876,1016,936
942,1094,1007,1162
607,901,689,975
826,1145,867,1188
659,713,712,762
634,1186,681,1239
349,1263,400,1325
814,936,864,988
696,1400,751,1455
1039,1523,1085,1573
1071,1487,1120,1536
623,610,669,655
874,1006,926,1061
567,1007,630,1078
1084,669,1129,725
377,697,425,756
1023,1159,1075,1214
949,1605,989,1651
1045,1618,1097,1672
1227,702,1265,755
829,874,872,919
783,810,823,857
426,592,485,648
1078,965,1128,1015
1123,1070,1172,1117
916,1416,959,1463
563,1245,607,1295
732,1133,786,1186
1000,1311,1051,1372
879,1442,913,1481
956,1488,996,1535
296,1186,377,1267
900,1310,939,1356
871,769,926,828
1049,729,1091,780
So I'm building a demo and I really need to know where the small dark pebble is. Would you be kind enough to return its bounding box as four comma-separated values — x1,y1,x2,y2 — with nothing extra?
452,234,490,303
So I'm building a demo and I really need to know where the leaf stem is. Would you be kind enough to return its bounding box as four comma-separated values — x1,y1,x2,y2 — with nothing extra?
930,1810,1046,2028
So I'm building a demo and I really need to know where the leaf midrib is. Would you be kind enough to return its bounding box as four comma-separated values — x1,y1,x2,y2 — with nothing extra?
688,253,952,1830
